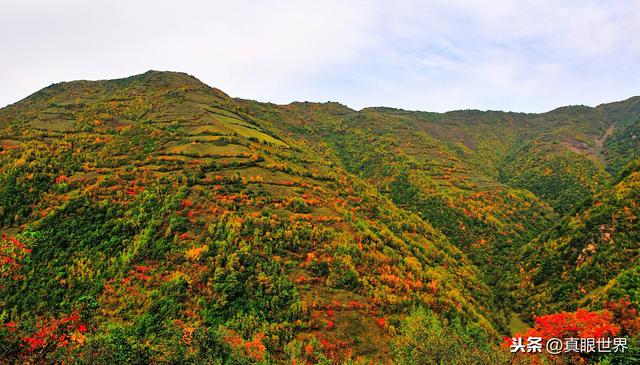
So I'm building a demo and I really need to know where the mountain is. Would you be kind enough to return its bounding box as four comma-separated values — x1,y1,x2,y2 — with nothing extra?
0,71,639,364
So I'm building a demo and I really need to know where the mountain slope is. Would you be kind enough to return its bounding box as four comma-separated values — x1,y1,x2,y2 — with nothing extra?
515,159,640,316
235,91,640,328
1,71,639,364
0,71,501,363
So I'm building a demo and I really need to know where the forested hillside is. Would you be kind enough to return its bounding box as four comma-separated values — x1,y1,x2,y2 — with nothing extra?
1,71,639,364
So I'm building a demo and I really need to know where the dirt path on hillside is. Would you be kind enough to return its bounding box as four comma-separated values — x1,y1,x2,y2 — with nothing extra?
595,122,616,149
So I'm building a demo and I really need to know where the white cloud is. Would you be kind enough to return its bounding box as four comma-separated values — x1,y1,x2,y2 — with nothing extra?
1,0,639,112
334,0,640,111
0,0,375,106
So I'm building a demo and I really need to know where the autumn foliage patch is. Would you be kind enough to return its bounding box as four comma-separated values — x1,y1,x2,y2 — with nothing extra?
0,234,31,281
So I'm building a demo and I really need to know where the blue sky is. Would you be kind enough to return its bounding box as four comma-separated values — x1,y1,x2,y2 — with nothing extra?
2,0,639,112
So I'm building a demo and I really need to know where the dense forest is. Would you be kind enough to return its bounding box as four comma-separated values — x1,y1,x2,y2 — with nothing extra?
1,71,639,364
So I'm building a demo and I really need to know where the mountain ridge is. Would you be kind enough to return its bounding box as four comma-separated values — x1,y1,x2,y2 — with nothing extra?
10,70,639,115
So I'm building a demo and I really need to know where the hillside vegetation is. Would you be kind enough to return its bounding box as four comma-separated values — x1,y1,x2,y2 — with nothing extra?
1,71,639,364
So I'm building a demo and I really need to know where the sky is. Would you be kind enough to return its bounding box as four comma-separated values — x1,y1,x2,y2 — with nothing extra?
1,0,640,112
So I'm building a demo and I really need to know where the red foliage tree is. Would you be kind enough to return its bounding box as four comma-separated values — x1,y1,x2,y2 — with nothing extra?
506,307,628,363
604,297,640,336
19,311,88,362
1,235,32,281
518,308,620,340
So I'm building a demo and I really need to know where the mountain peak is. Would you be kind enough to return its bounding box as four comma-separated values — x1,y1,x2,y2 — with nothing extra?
12,70,229,108
130,70,209,88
